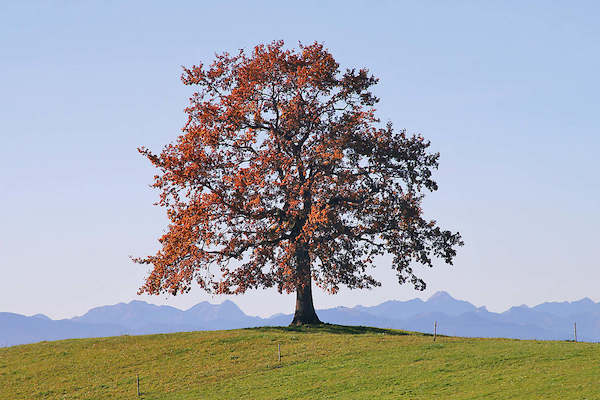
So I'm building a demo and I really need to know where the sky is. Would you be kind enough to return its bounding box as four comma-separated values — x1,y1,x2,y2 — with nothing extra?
1,1,599,320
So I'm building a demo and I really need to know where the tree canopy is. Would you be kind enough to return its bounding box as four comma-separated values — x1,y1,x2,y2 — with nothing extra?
135,40,463,324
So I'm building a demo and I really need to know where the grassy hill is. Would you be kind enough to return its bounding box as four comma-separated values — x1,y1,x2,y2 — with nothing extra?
1,325,599,399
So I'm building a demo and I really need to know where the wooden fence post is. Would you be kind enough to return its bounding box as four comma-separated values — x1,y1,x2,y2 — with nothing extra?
137,374,140,396
433,321,437,341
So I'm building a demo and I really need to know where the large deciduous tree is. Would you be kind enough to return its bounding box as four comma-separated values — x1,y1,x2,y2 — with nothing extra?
135,41,463,325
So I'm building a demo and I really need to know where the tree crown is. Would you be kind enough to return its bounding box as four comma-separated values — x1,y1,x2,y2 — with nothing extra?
136,40,462,297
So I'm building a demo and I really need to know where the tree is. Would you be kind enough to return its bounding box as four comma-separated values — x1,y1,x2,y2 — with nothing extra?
135,40,463,325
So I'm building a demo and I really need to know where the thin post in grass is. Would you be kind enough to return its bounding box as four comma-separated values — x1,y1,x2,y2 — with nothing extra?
278,343,281,363
574,322,577,342
433,321,437,341
136,374,140,397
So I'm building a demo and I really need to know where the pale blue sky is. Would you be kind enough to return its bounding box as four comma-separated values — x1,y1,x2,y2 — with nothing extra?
1,1,598,319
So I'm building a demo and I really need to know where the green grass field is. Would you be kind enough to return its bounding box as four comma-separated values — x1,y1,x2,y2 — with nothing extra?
1,325,599,399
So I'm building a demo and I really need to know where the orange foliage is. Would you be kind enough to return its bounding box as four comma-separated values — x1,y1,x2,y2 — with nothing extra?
135,41,462,298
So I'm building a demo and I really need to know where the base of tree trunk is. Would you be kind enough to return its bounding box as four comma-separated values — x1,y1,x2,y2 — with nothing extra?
290,312,322,326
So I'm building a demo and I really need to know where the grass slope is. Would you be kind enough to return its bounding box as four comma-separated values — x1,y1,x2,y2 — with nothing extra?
1,325,599,399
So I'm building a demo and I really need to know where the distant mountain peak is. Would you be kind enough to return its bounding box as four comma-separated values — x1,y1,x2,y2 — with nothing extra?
428,291,454,302
217,300,243,312
128,300,147,305
506,304,529,312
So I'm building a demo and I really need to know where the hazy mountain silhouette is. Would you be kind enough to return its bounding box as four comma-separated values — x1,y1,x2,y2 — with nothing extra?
0,312,125,347
356,291,478,320
2,291,597,347
532,298,599,318
72,299,264,334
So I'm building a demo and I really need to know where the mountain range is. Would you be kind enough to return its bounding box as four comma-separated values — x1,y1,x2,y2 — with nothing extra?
2,291,597,347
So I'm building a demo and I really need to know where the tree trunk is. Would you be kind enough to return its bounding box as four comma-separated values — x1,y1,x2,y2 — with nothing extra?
290,246,321,326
